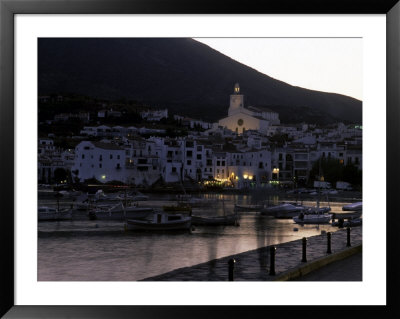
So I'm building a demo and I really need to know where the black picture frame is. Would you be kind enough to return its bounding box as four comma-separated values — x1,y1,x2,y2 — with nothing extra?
1,0,399,318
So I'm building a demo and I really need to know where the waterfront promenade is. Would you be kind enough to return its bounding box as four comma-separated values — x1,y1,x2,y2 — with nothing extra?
142,226,362,281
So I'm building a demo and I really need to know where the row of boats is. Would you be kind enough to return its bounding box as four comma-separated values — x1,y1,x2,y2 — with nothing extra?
38,188,362,230
38,191,240,230
234,201,362,225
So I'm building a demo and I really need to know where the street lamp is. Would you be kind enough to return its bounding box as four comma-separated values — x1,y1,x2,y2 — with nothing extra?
272,168,280,181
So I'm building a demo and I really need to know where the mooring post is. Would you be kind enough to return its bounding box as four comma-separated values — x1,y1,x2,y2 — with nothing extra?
346,227,351,247
228,258,236,281
302,237,307,262
269,246,276,276
327,232,332,254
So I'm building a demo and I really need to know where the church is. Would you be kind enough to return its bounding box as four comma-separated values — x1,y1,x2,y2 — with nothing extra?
218,83,280,134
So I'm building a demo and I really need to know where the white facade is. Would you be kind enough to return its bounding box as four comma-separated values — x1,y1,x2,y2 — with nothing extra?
72,141,126,183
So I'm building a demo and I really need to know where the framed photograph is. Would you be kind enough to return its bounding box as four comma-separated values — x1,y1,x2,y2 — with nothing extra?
1,0,399,318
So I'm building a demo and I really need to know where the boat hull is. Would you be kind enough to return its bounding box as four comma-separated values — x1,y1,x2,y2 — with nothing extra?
293,214,332,224
125,219,192,231
191,215,238,226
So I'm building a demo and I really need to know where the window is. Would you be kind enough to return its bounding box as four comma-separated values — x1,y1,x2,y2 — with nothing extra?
117,155,120,160
197,154,202,160
187,151,193,157
279,153,283,160
259,162,263,169
172,167,177,173
110,154,113,159
99,163,102,168
187,160,191,165
99,155,102,161
222,161,225,166
217,169,219,173
82,154,85,159
217,161,220,166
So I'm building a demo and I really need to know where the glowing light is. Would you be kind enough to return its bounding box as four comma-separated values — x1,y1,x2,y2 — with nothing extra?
101,175,106,180
243,174,248,179
248,176,253,180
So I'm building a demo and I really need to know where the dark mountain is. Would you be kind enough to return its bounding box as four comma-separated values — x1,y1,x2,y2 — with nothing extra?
38,38,362,124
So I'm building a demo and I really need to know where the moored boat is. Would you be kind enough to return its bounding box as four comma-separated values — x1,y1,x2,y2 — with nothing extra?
342,202,362,211
293,212,332,224
260,203,305,218
38,206,72,221
191,213,239,226
88,202,153,220
124,211,192,231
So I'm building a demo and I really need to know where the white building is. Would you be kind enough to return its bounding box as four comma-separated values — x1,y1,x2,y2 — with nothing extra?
141,109,168,121
72,141,126,183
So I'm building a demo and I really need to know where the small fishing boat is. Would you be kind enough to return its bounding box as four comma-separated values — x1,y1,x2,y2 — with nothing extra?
260,203,305,218
124,211,192,231
38,206,72,221
88,202,153,220
191,213,239,226
293,212,332,224
342,202,362,211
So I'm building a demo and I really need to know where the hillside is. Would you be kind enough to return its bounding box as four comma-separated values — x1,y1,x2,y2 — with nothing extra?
38,38,362,124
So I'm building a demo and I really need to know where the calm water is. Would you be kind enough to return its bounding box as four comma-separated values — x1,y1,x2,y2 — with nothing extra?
38,193,359,281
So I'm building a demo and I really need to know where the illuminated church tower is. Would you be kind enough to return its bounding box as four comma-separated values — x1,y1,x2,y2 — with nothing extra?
228,83,244,116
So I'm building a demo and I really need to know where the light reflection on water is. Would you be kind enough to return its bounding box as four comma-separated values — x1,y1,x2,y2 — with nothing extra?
38,193,358,281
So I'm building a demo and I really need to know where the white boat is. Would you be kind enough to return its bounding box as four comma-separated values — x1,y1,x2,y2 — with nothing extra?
260,203,305,218
125,211,192,231
342,202,362,211
88,202,153,220
38,206,72,221
293,212,332,224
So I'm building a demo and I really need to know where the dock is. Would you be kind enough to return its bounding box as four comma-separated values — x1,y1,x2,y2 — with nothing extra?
141,226,362,281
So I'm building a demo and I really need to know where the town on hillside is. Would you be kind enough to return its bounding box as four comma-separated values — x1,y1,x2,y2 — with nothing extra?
38,83,362,193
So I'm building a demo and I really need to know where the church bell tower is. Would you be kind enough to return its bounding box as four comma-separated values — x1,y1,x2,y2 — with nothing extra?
228,83,244,116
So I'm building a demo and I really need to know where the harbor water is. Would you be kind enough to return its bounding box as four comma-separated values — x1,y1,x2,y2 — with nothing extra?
38,192,360,281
